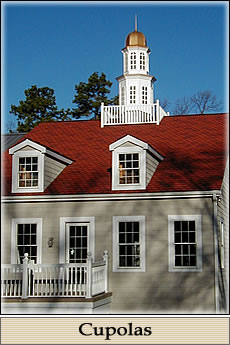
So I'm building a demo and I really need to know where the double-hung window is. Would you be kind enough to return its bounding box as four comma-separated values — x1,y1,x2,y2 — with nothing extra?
113,216,145,272
168,215,202,272
18,156,39,188
119,153,140,185
11,218,42,264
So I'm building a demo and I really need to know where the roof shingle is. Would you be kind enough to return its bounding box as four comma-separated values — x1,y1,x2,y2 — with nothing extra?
2,113,228,196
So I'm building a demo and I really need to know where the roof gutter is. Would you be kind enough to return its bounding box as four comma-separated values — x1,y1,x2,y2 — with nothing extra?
2,190,221,203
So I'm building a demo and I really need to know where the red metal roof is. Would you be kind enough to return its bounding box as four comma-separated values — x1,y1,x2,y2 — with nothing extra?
2,113,228,196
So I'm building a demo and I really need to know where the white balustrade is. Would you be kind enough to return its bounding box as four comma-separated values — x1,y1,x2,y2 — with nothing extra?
101,101,169,127
1,251,109,299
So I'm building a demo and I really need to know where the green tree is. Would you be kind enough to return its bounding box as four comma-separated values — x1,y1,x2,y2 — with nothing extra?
72,72,113,120
10,85,71,132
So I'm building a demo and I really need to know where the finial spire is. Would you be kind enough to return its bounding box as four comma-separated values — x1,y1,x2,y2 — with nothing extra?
135,15,137,32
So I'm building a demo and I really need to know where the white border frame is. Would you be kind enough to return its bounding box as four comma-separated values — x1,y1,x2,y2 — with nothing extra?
59,217,95,264
112,215,146,272
11,218,43,264
168,215,202,272
11,150,45,193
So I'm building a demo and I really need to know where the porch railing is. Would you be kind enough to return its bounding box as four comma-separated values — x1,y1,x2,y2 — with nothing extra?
101,100,169,127
1,251,108,299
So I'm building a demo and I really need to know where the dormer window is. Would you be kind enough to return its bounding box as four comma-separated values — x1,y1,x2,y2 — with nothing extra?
11,150,44,193
9,139,73,194
109,135,164,191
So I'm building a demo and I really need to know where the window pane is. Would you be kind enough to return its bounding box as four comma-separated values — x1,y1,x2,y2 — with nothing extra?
119,245,126,255
182,232,188,243
174,221,181,232
182,221,188,231
190,244,196,255
183,256,190,266
126,256,133,266
189,232,196,242
133,222,139,232
24,224,31,234
119,256,126,267
82,226,87,236
119,233,125,243
18,224,24,235
19,157,25,164
119,222,125,232
82,237,87,247
126,222,132,232
175,244,182,255
174,232,181,243
183,244,189,254
126,233,133,243
189,221,195,231
175,256,182,266
190,256,196,266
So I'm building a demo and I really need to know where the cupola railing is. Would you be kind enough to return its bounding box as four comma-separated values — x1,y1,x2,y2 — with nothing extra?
101,100,169,127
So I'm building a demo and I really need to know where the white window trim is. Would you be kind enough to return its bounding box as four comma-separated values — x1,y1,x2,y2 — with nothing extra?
59,217,95,264
168,215,202,272
11,150,45,193
11,218,42,264
113,215,146,272
111,147,146,191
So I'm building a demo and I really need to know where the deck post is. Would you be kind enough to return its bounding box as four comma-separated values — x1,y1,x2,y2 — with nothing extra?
156,99,160,125
103,250,109,293
22,253,29,299
86,252,92,298
101,102,104,128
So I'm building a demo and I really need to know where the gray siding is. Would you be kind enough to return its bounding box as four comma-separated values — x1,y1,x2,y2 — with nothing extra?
44,156,66,190
2,196,216,314
217,157,229,313
146,152,159,186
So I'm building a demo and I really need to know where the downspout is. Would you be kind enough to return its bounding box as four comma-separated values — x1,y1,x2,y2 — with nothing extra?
213,193,220,314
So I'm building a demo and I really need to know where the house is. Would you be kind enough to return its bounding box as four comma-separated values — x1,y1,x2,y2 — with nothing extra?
1,25,229,314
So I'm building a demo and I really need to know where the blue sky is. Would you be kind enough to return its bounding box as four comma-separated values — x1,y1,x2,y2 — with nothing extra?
1,1,229,133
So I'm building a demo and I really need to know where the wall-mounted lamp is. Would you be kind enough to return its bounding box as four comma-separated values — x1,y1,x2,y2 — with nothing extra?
48,237,54,248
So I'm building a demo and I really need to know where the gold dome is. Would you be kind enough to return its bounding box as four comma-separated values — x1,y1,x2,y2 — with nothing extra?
125,30,147,47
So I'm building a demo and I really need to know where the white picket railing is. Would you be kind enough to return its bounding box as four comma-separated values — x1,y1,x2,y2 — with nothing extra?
101,100,169,127
1,251,108,299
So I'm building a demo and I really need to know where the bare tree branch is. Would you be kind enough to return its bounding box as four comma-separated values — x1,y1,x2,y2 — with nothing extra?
191,90,223,114
173,96,193,115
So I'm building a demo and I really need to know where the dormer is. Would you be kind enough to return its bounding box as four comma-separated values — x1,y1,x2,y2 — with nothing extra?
9,139,72,193
109,135,163,191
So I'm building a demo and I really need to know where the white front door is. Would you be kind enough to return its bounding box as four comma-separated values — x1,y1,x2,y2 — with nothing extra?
65,223,89,264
